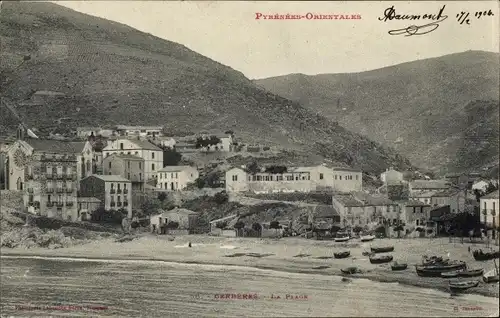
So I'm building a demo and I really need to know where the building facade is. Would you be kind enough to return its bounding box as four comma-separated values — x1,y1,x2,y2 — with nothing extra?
398,200,432,228
23,151,79,221
103,154,145,191
157,165,199,191
114,125,163,138
79,175,133,218
380,168,404,185
409,179,450,196
480,190,499,227
77,197,101,221
102,138,163,181
430,189,466,213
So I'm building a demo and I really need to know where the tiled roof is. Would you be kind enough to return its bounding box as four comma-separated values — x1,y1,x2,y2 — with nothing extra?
401,200,431,207
482,190,499,199
410,180,450,189
333,194,364,207
412,190,438,198
158,165,195,172
89,175,131,182
26,139,86,154
314,205,340,218
432,189,460,197
130,139,162,151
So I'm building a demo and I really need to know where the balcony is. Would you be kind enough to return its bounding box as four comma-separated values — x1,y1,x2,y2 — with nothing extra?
55,174,65,180
117,202,122,207
46,188,54,193
110,202,116,208
66,188,73,193
66,202,74,207
46,202,54,207
56,188,65,193
117,189,122,194
110,189,116,194
123,189,129,194
56,202,64,208
46,175,54,180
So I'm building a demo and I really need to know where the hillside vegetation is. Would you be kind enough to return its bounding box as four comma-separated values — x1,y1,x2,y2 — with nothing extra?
0,1,412,174
254,51,499,175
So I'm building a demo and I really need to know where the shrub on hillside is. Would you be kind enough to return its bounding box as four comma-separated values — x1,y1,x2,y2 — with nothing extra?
214,191,229,204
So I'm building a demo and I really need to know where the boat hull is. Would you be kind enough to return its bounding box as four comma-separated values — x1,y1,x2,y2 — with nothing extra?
473,251,500,261
416,262,467,277
361,236,375,242
458,269,484,277
391,264,408,271
369,256,393,264
335,237,350,242
449,280,479,293
483,275,500,283
334,252,350,259
371,247,394,253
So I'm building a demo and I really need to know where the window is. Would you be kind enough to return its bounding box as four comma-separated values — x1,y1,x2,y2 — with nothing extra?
109,162,112,169
124,184,127,189
265,176,270,181
152,164,155,171
127,152,131,155
139,162,142,169
356,175,359,180
232,175,238,181
117,196,121,202
175,173,178,179
135,151,139,156
334,175,337,180
139,173,142,180
286,175,293,181
277,175,283,181
48,195,51,202
46,166,51,174
494,202,496,212
319,173,324,180
295,176,299,180
339,176,342,180
257,176,262,181
152,152,155,159
106,153,110,157
117,184,121,190
111,183,114,189
120,143,124,150
416,220,420,226
128,173,130,179
127,161,130,168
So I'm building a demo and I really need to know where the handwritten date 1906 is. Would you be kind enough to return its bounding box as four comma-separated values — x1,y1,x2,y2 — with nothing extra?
379,5,448,36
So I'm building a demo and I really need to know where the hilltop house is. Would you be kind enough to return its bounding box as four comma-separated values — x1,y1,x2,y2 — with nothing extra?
332,192,399,229
157,166,199,191
113,125,164,138
102,138,163,181
380,168,404,185
79,175,133,218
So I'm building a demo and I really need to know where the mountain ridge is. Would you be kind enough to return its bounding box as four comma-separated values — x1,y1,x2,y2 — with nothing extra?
254,50,499,175
0,1,413,174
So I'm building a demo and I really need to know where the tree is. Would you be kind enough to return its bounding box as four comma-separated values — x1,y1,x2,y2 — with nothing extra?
140,198,161,216
246,161,260,174
166,221,179,230
252,222,262,237
214,191,229,204
352,226,363,235
473,189,483,203
265,165,287,174
393,225,404,238
158,192,167,202
216,221,227,230
270,220,281,236
194,177,206,189
162,147,182,166
234,221,245,237
485,181,498,194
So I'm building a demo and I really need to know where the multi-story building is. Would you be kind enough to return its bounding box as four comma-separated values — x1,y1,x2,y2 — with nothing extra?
430,188,466,213
157,166,199,191
409,179,450,196
103,154,145,191
4,138,94,191
77,197,101,221
225,164,362,194
331,192,399,228
23,151,79,221
102,138,163,181
398,200,432,228
480,190,499,228
79,175,133,218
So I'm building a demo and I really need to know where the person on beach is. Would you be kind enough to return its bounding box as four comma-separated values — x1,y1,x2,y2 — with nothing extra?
188,242,192,248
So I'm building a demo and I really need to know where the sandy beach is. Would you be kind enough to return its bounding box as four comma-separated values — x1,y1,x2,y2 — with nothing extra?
1,235,499,298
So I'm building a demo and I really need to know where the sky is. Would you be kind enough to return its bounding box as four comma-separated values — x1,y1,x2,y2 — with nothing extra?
55,1,499,79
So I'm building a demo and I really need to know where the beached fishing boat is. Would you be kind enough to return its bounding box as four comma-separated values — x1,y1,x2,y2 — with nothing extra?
415,261,467,277
482,260,499,283
449,280,479,293
369,255,393,264
458,269,484,277
341,267,359,274
441,270,464,278
391,262,408,271
473,250,500,261
422,255,450,266
334,232,350,242
334,251,350,259
360,234,375,242
371,246,394,253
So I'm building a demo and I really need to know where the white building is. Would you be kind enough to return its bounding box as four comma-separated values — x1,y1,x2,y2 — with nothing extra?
157,166,199,191
472,180,497,193
102,138,163,181
225,164,362,194
380,168,404,185
114,125,163,138
480,190,499,227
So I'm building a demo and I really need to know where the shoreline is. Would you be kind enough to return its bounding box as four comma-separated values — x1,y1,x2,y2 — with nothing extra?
2,236,499,299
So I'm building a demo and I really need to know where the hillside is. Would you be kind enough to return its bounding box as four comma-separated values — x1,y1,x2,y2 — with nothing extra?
254,51,499,175
0,1,412,174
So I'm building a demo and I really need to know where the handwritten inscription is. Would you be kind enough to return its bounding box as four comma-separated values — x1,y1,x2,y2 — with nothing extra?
457,10,494,25
379,5,447,36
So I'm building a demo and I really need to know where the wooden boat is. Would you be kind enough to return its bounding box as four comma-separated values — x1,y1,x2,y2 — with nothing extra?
415,261,467,277
334,251,350,259
458,269,484,277
360,234,375,242
473,250,500,261
369,255,393,264
341,267,359,274
449,280,479,293
391,262,408,271
371,246,394,253
482,260,499,283
422,256,449,266
334,232,350,242
441,270,463,278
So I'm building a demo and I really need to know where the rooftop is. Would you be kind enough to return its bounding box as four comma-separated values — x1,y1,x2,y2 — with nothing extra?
158,165,196,172
209,214,239,224
410,180,450,189
88,175,131,183
482,190,499,199
432,189,461,197
115,125,163,130
163,208,199,216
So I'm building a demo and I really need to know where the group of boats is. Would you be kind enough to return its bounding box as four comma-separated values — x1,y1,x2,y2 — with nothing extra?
333,231,375,243
339,246,499,294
